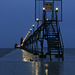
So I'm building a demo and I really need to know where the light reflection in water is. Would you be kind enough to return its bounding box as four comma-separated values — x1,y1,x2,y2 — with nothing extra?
32,62,35,75
45,64,48,67
45,69,48,75
36,62,39,75
21,49,63,75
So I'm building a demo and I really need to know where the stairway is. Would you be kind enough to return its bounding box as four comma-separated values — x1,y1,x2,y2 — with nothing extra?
45,16,64,59
47,37,62,55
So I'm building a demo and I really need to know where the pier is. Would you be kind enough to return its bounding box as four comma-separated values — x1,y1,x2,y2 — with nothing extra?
18,0,64,60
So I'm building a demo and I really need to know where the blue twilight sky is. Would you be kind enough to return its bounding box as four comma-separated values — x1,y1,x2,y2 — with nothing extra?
0,0,75,48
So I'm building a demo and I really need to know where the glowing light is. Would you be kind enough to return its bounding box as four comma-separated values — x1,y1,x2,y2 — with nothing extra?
30,28,32,31
46,19,48,21
32,24,35,27
45,69,48,75
56,8,58,12
36,18,39,21
20,43,23,46
23,58,30,62
43,7,46,11
36,62,39,75
21,50,31,62
45,64,48,67
28,31,30,34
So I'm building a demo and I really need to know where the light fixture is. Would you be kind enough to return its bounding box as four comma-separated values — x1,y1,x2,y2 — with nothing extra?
30,28,32,31
32,24,35,32
55,8,58,12
36,18,39,21
43,7,46,11
30,28,32,34
46,19,48,21
32,24,35,27
28,31,30,34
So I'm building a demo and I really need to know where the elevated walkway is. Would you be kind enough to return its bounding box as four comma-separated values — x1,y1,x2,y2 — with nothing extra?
21,13,64,60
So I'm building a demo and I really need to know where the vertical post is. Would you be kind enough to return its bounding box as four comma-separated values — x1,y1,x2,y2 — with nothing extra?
55,8,61,60
47,39,52,60
32,37,33,52
61,0,62,21
56,12,59,59
50,48,52,60
32,24,35,33
30,39,31,50
36,18,39,28
35,0,36,21
36,18,39,52
32,25,35,52
52,0,54,20
30,29,32,35
43,7,46,38
28,31,30,38
36,41,38,51
39,7,46,56
35,37,36,52
41,40,43,56
62,48,64,61
20,37,23,47
33,27,34,32
30,29,32,51
43,7,46,23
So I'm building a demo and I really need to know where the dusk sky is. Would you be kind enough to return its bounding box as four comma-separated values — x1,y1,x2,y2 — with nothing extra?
0,0,75,48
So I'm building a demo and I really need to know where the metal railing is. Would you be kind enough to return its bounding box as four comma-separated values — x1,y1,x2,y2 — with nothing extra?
56,13,64,50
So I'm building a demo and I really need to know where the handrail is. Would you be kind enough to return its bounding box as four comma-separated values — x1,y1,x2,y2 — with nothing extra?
23,23,44,43
56,13,64,50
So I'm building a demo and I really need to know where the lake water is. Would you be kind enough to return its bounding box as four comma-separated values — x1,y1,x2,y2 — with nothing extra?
0,48,75,75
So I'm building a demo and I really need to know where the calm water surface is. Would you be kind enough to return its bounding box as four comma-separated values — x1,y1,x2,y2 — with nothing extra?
0,48,75,75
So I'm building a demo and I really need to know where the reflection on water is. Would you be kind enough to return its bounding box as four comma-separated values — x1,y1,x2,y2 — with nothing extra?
45,69,48,75
21,49,63,75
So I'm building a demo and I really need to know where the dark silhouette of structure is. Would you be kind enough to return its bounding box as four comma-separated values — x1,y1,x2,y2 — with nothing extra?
20,37,23,46
20,0,64,60
14,43,18,48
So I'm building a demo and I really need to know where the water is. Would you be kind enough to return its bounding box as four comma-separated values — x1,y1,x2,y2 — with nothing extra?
0,48,75,75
